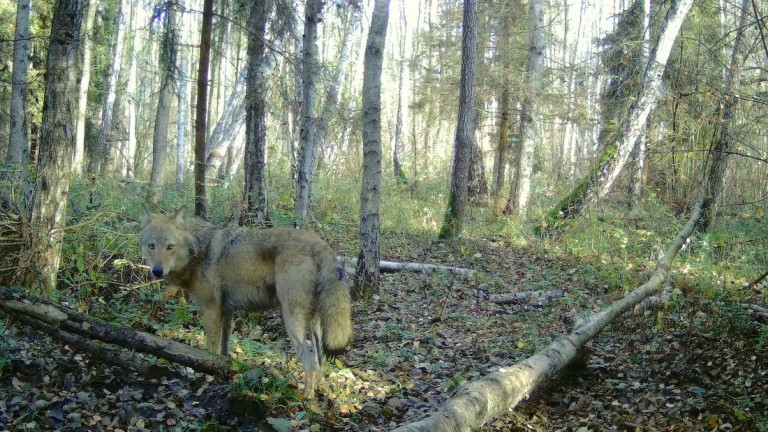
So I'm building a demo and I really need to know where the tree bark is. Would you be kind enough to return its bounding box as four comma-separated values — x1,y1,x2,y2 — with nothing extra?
293,0,323,228
89,0,128,175
545,0,694,228
394,197,707,432
356,0,390,296
504,0,545,217
24,0,84,293
242,0,272,226
438,0,477,239
5,0,31,169
194,0,214,217
150,4,178,204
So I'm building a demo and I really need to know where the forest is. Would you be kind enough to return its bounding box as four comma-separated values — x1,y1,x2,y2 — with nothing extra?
0,0,767,430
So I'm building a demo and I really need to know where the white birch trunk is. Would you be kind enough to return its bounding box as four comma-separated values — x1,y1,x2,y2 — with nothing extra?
597,0,693,199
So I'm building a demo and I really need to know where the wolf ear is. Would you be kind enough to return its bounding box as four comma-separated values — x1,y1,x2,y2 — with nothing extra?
140,204,152,227
172,206,188,225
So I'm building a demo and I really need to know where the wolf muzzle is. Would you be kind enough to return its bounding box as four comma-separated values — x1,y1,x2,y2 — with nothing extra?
151,267,164,278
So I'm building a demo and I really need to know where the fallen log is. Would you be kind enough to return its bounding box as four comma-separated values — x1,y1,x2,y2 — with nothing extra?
339,256,473,276
489,289,564,305
392,197,705,432
0,291,236,378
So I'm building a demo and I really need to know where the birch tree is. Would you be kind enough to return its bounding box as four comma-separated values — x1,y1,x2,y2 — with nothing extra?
90,0,129,174
24,0,83,293
5,0,31,171
73,0,99,175
504,0,545,217
149,3,178,204
293,0,323,228
438,0,477,239
356,0,390,295
242,0,273,226
546,0,694,226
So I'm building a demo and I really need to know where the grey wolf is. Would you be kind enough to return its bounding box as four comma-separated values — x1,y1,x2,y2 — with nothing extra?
139,205,352,398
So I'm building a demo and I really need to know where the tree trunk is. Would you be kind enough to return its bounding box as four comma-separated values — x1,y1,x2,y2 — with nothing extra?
630,0,652,201
0,291,234,378
504,0,545,217
356,0,390,296
24,0,83,293
204,68,247,182
5,0,31,170
491,10,512,214
293,0,323,228
438,0,477,239
123,0,139,181
392,2,407,183
149,4,178,204
194,0,214,217
89,0,128,175
700,0,750,230
394,197,707,432
176,45,188,187
73,0,99,175
315,5,361,174
241,0,272,226
545,0,694,228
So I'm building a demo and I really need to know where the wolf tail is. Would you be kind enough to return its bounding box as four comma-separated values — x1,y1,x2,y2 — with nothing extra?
316,261,352,354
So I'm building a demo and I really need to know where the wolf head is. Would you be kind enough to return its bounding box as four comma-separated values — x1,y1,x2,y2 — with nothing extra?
139,205,194,279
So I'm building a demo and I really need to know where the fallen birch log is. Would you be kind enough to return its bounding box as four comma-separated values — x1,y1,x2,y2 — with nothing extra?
0,291,236,378
489,289,564,305
339,256,473,276
392,197,705,432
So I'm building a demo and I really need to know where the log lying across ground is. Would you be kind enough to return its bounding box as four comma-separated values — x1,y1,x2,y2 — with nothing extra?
392,197,706,432
339,256,474,276
0,292,236,378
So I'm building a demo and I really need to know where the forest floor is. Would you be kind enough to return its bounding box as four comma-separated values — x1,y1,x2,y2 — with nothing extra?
2,234,767,431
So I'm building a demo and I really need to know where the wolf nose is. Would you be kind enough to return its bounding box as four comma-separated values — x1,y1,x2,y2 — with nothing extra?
151,267,164,278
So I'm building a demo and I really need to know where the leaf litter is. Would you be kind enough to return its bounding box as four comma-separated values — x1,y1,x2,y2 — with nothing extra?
1,236,766,431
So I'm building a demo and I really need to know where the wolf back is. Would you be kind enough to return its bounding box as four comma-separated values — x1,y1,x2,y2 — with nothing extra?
139,206,352,398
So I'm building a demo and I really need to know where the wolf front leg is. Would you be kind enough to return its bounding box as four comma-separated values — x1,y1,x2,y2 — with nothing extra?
200,304,231,356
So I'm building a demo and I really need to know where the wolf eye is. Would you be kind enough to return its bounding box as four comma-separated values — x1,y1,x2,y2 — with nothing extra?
167,244,175,250
148,243,155,250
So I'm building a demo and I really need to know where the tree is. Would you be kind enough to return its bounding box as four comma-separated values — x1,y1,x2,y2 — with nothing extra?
5,0,31,171
242,0,273,226
438,0,478,239
546,0,694,227
491,0,514,214
24,0,84,292
89,0,129,174
700,0,751,230
356,0,390,296
293,0,323,228
149,2,178,204
504,0,545,217
73,0,99,175
194,0,214,217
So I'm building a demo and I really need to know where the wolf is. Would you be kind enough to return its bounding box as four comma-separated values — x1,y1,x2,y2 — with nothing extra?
139,205,352,398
